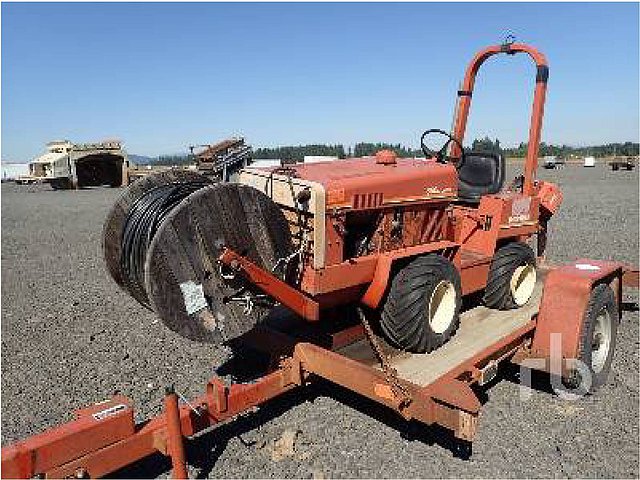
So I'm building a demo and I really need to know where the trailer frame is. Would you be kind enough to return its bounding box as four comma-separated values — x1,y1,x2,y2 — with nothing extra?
1,259,637,479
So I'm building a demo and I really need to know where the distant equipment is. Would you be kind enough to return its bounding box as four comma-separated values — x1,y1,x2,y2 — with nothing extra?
583,156,596,168
16,140,129,189
609,157,636,171
542,156,565,169
189,137,252,181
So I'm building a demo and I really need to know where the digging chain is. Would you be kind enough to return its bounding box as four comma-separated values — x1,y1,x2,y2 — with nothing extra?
356,307,412,408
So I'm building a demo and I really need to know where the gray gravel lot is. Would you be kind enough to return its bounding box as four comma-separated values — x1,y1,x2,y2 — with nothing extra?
2,164,638,478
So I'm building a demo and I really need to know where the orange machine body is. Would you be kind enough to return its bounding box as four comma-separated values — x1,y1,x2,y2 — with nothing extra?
237,42,556,317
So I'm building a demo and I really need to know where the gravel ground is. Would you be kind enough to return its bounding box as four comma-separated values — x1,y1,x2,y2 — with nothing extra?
2,164,638,478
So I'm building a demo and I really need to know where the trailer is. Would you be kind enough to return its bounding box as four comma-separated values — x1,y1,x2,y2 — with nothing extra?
1,259,638,479
609,157,635,171
3,40,640,479
542,156,565,169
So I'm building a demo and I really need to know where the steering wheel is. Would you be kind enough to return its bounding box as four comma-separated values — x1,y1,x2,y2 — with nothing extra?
420,129,466,167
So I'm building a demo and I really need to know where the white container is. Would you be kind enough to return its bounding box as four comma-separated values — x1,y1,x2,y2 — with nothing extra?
584,156,596,167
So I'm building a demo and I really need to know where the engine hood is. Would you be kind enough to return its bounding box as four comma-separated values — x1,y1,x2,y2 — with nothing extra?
253,156,458,208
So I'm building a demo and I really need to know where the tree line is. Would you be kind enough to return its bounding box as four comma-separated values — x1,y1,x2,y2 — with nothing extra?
253,140,639,160
155,154,191,166
147,140,639,166
252,144,346,162
471,137,639,158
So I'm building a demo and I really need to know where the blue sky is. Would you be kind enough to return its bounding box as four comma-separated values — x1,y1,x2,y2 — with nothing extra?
2,2,639,161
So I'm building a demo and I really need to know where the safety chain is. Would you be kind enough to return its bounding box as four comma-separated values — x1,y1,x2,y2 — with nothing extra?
356,307,412,408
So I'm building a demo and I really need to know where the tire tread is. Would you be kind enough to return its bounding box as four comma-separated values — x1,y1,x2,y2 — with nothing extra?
483,242,535,310
380,255,461,353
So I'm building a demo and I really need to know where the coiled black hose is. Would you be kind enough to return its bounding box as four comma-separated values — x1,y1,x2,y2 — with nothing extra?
120,181,209,306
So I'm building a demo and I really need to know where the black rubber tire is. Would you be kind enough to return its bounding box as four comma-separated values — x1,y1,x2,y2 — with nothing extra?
483,242,536,310
379,254,461,353
563,284,618,394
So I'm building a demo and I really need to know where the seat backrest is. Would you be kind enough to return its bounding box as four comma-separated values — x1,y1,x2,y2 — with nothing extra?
457,151,505,203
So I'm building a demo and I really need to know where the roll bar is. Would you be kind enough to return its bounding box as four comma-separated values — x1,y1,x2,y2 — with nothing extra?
451,42,549,196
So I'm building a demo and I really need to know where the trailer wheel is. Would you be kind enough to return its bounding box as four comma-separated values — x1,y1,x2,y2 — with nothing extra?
484,242,536,310
380,254,461,353
563,283,618,393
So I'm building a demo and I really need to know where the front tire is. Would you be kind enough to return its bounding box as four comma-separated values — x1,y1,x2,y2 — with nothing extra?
380,254,461,353
484,242,537,310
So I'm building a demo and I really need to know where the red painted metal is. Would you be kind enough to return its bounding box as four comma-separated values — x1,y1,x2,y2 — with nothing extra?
164,389,188,479
7,42,634,479
265,157,458,210
238,43,558,318
3,367,302,479
218,247,320,321
1,396,134,479
375,149,398,165
537,181,563,215
330,323,365,349
301,255,378,296
361,240,458,308
531,259,623,362
451,42,548,196
622,264,639,288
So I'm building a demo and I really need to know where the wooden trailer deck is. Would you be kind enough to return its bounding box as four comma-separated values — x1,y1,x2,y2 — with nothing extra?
337,276,545,387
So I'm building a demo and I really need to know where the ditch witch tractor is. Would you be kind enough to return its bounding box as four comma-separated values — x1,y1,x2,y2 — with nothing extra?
6,42,638,480
103,42,559,355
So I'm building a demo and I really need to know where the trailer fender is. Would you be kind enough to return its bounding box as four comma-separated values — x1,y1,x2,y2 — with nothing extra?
360,241,459,309
530,259,623,368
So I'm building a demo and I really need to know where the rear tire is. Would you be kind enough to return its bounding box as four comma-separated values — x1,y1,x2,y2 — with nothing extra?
380,254,461,353
484,242,536,310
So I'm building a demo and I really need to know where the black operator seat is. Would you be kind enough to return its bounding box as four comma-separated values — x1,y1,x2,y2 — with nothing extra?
456,151,506,203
